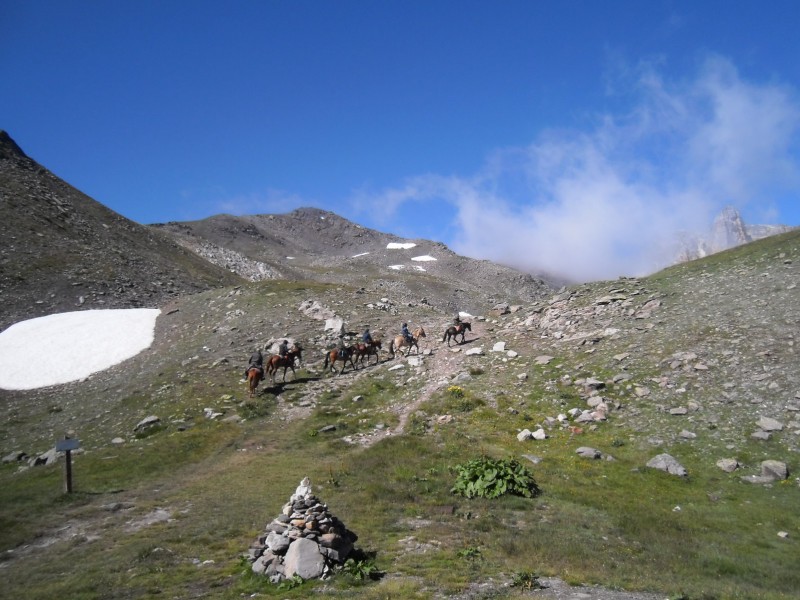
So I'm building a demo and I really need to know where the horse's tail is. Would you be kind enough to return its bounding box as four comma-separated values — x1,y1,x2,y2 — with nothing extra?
389,339,395,355
442,330,448,342
323,352,330,369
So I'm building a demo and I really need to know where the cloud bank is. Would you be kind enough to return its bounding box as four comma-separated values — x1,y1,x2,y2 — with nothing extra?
359,56,800,282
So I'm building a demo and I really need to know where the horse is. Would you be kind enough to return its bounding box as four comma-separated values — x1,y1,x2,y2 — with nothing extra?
389,327,426,357
322,346,357,375
442,321,471,347
246,366,264,397
265,346,303,383
352,339,382,367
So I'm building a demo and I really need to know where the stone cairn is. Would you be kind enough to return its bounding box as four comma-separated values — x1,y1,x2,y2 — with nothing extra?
248,477,358,582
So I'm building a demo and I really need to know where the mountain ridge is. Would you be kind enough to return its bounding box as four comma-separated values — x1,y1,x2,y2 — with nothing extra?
0,130,244,331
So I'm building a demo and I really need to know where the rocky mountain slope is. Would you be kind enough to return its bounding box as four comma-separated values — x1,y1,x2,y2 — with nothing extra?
151,208,558,315
2,228,797,599
0,131,244,330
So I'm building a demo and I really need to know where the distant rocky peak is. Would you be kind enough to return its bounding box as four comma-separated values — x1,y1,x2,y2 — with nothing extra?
709,206,751,253
0,130,29,162
675,205,793,264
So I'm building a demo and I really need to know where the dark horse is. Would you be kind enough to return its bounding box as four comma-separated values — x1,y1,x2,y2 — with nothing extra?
352,339,382,367
442,321,471,347
389,327,426,357
266,346,303,383
322,346,357,375
246,366,264,397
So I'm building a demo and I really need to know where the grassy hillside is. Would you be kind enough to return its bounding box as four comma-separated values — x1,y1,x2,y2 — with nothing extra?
1,231,799,599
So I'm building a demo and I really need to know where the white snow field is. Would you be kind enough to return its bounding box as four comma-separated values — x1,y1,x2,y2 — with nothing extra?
0,308,161,390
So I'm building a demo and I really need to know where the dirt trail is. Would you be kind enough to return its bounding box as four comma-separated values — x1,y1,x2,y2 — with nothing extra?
272,320,488,444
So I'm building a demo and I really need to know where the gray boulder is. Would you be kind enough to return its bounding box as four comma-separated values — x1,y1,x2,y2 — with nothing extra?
756,417,784,432
716,458,739,473
134,415,160,432
576,447,602,459
283,537,326,579
646,453,687,477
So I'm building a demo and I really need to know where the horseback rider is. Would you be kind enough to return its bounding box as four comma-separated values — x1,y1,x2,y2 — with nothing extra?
401,322,412,344
244,348,264,380
453,314,462,331
362,327,373,345
337,334,350,358
278,339,290,358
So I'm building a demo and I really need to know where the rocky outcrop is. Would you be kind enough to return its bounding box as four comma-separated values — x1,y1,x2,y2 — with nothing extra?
676,206,794,263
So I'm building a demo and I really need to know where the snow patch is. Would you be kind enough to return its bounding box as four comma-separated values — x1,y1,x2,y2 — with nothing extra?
411,255,437,262
413,266,427,272
387,242,417,250
351,252,370,258
389,265,405,270
0,309,161,390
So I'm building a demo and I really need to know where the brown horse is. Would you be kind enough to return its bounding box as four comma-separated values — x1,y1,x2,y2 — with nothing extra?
442,321,471,347
246,367,264,397
389,327,426,357
322,346,357,375
352,339,382,367
265,346,303,383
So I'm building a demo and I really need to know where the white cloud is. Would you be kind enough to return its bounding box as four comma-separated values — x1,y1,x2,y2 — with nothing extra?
357,56,800,282
215,188,309,216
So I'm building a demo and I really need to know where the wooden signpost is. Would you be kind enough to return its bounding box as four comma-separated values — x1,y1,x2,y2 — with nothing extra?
56,436,80,493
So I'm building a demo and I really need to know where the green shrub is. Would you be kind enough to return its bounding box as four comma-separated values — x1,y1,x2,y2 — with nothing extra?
511,571,544,589
450,456,540,499
447,385,465,398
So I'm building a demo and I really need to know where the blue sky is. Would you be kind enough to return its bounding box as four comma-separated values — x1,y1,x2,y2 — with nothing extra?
2,1,799,281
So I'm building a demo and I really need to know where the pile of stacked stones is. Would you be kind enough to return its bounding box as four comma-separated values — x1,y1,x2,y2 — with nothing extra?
248,477,358,582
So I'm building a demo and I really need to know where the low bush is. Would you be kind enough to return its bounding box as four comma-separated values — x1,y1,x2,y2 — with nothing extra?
450,456,540,499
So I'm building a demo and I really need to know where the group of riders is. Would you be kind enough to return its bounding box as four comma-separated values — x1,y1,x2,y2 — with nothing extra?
243,315,466,382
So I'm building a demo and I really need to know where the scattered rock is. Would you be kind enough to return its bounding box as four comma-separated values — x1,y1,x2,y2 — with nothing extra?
756,416,784,431
646,454,687,477
741,460,789,484
716,458,739,472
2,451,27,463
576,447,602,459
134,415,160,432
